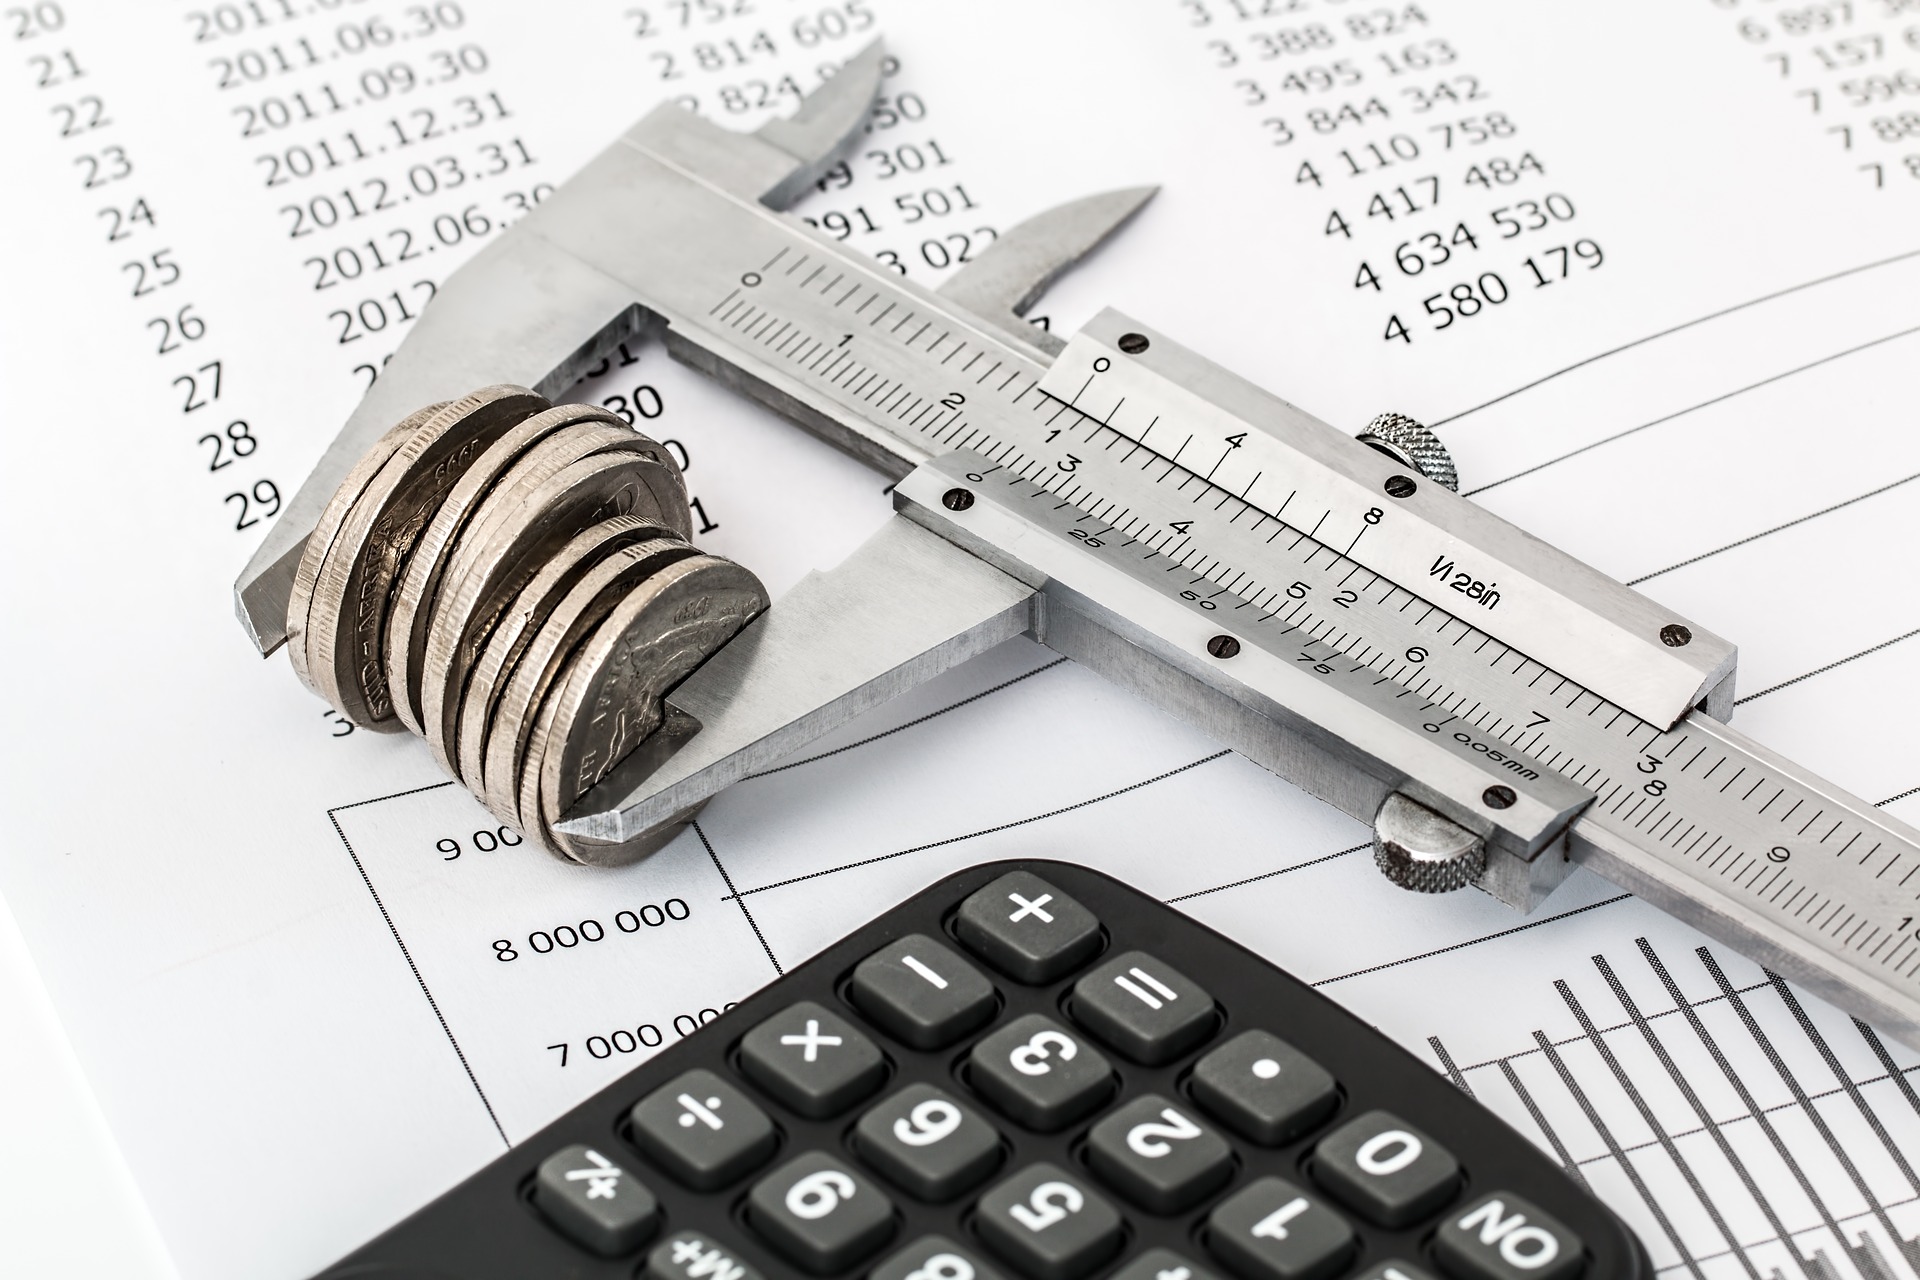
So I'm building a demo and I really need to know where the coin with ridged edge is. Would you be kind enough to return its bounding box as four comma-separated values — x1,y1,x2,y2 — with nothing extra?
447,516,690,788
524,554,767,864
476,538,700,829
421,434,691,777
303,386,549,728
286,400,448,695
384,400,629,735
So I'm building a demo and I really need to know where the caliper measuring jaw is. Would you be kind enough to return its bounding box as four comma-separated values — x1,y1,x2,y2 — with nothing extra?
241,47,1920,1047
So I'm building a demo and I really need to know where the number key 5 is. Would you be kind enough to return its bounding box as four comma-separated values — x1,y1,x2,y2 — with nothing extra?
975,1163,1124,1280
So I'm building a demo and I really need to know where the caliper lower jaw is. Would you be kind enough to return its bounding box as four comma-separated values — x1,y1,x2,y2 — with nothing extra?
559,452,1591,913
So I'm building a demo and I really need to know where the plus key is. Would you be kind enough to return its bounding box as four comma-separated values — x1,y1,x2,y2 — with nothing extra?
955,870,1102,984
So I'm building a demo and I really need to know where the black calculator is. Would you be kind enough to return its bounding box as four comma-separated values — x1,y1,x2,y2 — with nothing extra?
319,860,1647,1280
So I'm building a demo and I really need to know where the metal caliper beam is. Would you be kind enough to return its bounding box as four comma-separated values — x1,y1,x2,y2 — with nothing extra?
241,51,1920,1048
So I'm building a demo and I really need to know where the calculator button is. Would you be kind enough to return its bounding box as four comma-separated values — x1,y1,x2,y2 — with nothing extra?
975,1162,1125,1280
871,1235,1008,1280
740,1000,886,1118
1189,1031,1337,1146
630,1068,778,1190
851,933,998,1049
647,1230,768,1280
1068,950,1214,1064
1433,1192,1584,1280
1085,1093,1233,1213
954,870,1103,983
1110,1247,1228,1280
1205,1176,1356,1280
1311,1110,1459,1227
531,1143,660,1256
853,1081,1004,1201
967,1013,1115,1131
746,1150,897,1273
1355,1261,1443,1280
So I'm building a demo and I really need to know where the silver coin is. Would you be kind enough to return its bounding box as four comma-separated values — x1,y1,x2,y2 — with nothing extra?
302,385,548,728
384,401,627,736
285,400,448,694
450,516,691,790
422,429,691,777
525,553,768,864
476,537,701,829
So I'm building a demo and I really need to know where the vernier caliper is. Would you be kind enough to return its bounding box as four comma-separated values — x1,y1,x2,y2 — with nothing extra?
234,46,1920,1047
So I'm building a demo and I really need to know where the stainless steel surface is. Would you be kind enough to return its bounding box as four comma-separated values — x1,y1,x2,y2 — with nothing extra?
1039,312,1735,732
1356,412,1461,493
1373,792,1487,894
249,56,1920,1047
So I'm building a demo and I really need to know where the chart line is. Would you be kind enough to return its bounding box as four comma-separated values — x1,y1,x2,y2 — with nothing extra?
1433,247,1920,427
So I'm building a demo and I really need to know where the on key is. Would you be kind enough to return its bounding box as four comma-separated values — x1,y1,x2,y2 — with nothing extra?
1433,1192,1584,1280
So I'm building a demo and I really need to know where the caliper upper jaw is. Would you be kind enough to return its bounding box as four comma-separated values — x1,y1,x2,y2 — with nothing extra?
935,186,1159,359
231,42,889,655
620,40,888,211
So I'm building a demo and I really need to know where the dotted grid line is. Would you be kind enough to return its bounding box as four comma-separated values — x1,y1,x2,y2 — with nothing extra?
1463,326,1920,497
328,795,510,1149
1735,628,1920,706
1432,246,1920,428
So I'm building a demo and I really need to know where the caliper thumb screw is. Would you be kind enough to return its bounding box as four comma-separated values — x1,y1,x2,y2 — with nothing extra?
1358,413,1461,493
1372,792,1486,894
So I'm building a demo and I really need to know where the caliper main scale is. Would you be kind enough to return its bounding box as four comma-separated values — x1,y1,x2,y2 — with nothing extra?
233,45,1920,1048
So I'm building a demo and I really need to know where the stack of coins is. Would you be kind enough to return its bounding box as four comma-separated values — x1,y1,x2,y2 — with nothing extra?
287,385,770,864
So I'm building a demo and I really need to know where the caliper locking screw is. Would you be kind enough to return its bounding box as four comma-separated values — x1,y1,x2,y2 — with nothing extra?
942,488,975,511
1207,634,1241,659
1372,792,1487,894
1358,413,1461,493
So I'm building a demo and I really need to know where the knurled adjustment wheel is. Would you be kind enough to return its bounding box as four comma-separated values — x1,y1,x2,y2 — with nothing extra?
1358,412,1460,493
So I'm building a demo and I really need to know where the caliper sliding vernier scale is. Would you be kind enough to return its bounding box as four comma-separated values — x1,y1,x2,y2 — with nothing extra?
234,46,1920,1048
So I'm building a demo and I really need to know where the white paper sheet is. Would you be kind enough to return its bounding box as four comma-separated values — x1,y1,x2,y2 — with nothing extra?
0,2,1916,1278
